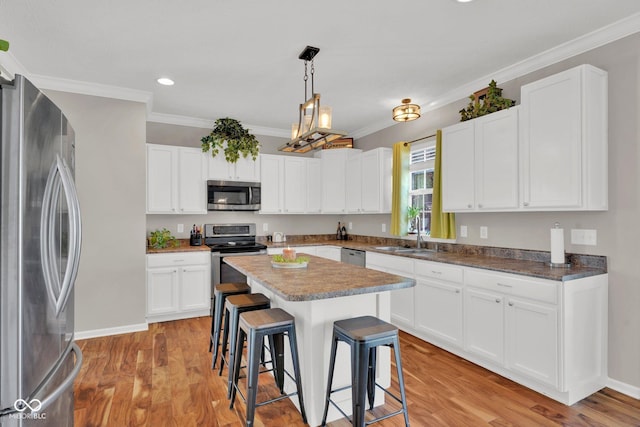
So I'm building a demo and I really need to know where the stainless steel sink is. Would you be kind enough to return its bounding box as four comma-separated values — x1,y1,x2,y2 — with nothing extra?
373,246,436,254
373,246,408,252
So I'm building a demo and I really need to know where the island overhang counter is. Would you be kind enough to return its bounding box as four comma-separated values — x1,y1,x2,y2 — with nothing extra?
223,253,415,426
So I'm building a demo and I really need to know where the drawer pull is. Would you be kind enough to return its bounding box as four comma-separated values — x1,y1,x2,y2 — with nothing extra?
431,270,442,275
173,260,185,263
497,283,512,288
455,289,461,294
508,301,514,306
495,298,501,303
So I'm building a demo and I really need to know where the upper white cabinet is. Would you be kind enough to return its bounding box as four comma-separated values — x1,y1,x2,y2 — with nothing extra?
346,148,392,213
520,64,607,210
316,149,362,214
205,147,260,182
442,107,519,212
146,144,206,214
260,154,317,214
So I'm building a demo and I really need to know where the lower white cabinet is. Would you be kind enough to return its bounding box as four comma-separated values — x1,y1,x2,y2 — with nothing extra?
146,252,211,322
365,250,607,405
366,252,414,330
315,245,341,261
414,260,464,349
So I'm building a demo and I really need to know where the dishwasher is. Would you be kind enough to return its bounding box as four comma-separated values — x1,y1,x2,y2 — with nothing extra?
340,248,366,267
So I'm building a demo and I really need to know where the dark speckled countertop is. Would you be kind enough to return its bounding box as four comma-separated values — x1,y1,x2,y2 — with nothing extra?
224,254,415,302
146,239,210,254
263,235,607,282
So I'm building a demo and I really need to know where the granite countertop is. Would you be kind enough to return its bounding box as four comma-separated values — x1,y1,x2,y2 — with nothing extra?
224,254,415,302
263,236,607,282
146,239,210,254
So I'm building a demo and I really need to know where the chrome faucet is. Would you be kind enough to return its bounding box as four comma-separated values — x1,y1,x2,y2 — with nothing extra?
415,216,422,249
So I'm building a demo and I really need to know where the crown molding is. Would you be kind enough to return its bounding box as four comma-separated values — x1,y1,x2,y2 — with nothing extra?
350,12,640,140
147,111,290,138
30,74,153,105
0,51,28,80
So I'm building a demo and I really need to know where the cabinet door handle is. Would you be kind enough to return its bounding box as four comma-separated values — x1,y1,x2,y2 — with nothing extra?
495,298,501,303
523,202,530,206
478,203,483,208
455,289,461,294
431,270,442,275
173,260,185,263
467,204,472,208
508,301,514,306
497,283,512,288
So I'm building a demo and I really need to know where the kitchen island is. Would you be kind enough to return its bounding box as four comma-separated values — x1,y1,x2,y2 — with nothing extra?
224,253,415,426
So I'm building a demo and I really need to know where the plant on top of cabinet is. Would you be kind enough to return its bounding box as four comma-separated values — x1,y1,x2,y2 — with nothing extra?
459,80,515,121
201,118,260,163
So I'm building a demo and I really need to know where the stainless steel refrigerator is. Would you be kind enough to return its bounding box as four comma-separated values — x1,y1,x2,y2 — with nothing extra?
0,75,83,426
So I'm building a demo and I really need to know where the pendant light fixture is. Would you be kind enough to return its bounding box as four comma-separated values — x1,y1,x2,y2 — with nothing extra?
279,46,347,153
392,98,421,122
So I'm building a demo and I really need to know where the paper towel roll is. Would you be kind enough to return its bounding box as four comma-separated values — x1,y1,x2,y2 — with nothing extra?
550,226,565,264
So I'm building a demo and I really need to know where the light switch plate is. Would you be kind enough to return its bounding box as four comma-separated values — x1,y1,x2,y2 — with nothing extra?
263,223,269,232
348,222,353,230
177,224,184,233
571,229,597,245
480,226,488,239
382,223,386,233
460,225,468,238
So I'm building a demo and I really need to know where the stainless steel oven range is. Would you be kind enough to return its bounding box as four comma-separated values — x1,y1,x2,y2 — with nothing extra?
204,223,267,292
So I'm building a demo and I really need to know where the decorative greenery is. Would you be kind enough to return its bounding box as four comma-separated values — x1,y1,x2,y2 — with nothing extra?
201,118,260,163
459,80,515,121
407,206,421,233
0,39,9,52
271,255,310,264
148,228,179,249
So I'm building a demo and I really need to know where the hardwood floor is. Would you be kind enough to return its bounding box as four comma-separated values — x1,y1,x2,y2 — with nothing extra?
74,316,640,426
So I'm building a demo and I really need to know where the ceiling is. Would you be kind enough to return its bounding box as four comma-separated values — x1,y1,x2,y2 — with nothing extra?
2,1,640,139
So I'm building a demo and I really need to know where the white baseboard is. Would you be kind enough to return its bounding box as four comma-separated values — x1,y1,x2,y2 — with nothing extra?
607,377,640,400
74,322,149,340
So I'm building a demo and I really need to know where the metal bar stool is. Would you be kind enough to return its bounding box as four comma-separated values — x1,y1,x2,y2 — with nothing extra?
210,282,251,368
229,308,307,427
218,293,271,398
321,316,409,427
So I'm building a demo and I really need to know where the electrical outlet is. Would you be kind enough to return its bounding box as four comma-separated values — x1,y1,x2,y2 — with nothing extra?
382,223,386,233
177,224,184,233
480,226,488,239
460,225,468,238
348,222,353,230
263,223,269,232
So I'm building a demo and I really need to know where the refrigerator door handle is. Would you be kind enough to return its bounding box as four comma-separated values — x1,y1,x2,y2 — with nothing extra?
0,343,83,417
40,154,82,317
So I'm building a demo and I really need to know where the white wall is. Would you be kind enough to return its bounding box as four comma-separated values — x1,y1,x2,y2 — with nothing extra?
45,90,147,335
355,33,640,391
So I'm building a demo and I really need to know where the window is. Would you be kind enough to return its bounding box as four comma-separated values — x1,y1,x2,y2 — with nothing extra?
409,143,436,235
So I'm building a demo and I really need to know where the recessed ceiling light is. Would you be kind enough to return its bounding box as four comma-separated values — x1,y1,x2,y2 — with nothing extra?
457,0,474,2
157,77,174,86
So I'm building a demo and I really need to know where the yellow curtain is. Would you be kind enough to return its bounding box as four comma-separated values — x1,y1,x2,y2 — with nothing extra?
390,141,410,236
430,130,456,239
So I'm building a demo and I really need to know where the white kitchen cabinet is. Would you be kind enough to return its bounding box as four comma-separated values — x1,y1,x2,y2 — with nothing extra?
441,107,519,212
364,250,606,405
146,252,211,322
306,158,322,213
205,147,260,182
315,245,341,261
146,144,206,214
316,148,362,213
260,154,284,213
520,64,607,210
346,148,392,213
366,252,414,331
283,157,307,213
260,154,320,214
464,287,505,365
413,260,464,350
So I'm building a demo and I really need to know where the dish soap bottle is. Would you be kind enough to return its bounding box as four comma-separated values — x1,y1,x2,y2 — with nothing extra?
336,222,342,240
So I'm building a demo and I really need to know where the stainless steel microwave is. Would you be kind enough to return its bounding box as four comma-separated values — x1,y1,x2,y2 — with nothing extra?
207,180,261,211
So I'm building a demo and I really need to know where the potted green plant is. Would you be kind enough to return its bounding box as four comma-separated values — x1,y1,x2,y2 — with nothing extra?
407,206,421,234
459,80,515,121
148,228,179,249
201,117,260,163
0,39,9,52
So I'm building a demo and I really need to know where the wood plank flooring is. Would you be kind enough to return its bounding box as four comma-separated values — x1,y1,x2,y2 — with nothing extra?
74,316,640,426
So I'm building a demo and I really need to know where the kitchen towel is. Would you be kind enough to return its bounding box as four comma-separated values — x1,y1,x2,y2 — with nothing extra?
550,223,565,264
